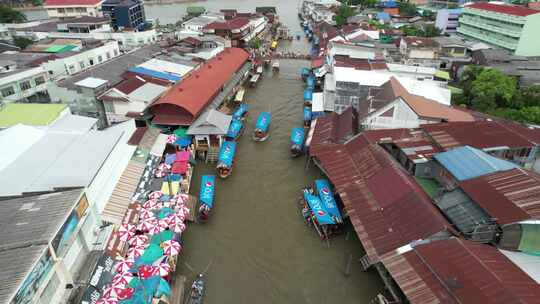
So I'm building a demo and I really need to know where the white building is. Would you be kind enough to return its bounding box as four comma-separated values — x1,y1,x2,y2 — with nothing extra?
181,13,225,35
0,65,49,103
44,0,104,18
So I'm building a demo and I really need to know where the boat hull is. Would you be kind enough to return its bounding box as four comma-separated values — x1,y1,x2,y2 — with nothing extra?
253,132,269,142
217,166,232,178
291,148,303,157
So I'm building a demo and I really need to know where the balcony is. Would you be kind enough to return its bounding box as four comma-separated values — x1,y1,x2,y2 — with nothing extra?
463,8,526,25
459,16,522,38
457,26,517,50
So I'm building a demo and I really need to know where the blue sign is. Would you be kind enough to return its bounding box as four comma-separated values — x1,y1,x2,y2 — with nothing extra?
304,89,313,101
303,107,312,122
218,141,237,168
303,191,335,225
199,175,216,208
290,128,305,146
315,179,342,222
255,112,271,132
226,119,244,139
233,103,249,120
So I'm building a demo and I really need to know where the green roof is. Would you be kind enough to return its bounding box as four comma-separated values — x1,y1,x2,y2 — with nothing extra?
0,103,68,128
44,44,77,53
435,70,451,80
415,177,440,199
518,223,540,255
186,6,205,14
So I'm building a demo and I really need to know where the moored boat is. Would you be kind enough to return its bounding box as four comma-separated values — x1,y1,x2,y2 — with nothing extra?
290,127,305,157
225,119,244,141
253,112,272,141
272,61,280,72
232,103,249,121
304,89,313,106
250,74,260,87
301,189,336,239
314,179,343,224
306,75,315,90
186,274,205,304
303,106,312,127
216,141,237,178
198,175,215,221
300,67,311,81
256,66,263,74
270,40,278,50
234,88,245,103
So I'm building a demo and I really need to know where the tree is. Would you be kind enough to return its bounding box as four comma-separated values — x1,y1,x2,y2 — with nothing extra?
0,5,27,23
398,2,417,16
460,65,485,101
31,0,43,6
335,4,355,26
422,24,441,37
249,37,262,49
13,36,33,49
518,85,540,107
470,69,518,111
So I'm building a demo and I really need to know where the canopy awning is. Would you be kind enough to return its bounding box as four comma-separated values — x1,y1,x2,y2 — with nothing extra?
200,175,216,208
150,134,168,157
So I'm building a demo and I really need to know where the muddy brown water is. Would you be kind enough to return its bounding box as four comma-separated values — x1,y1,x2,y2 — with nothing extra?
181,60,384,304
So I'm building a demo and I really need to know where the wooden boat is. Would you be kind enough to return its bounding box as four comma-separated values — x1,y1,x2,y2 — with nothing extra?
216,141,237,178
272,61,280,72
185,274,205,304
232,103,249,121
198,175,215,222
290,128,305,157
256,66,263,74
300,188,337,240
303,106,312,128
225,119,244,141
253,112,271,142
234,88,245,103
250,74,260,87
314,179,343,224
264,59,270,68
303,89,312,107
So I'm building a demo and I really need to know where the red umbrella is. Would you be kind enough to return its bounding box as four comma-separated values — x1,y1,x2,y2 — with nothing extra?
178,204,190,217
143,199,158,210
167,213,185,227
152,263,171,277
96,297,119,304
117,224,135,242
138,264,154,279
171,222,187,234
166,134,177,144
127,246,145,259
148,191,163,200
162,239,182,256
112,272,133,286
139,208,155,220
116,287,135,301
158,163,171,172
102,284,124,298
128,234,148,247
114,258,134,273
148,223,166,235
138,218,158,233
176,193,189,204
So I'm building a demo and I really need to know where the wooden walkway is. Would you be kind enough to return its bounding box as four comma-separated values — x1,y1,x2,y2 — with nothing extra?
170,275,186,304
185,195,197,222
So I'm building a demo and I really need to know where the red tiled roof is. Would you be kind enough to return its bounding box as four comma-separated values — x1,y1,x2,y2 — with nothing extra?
314,136,454,262
421,120,535,150
115,77,146,94
204,17,250,30
404,238,540,303
149,48,249,125
45,0,102,6
467,2,540,16
460,168,540,225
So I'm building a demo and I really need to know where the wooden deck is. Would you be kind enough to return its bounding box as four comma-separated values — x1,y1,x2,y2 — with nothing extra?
185,195,197,222
170,275,186,304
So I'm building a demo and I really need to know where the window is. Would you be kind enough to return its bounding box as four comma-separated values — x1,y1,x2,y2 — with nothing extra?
66,7,74,12
106,52,111,59
1,86,15,97
20,80,31,91
68,65,76,74
98,55,103,63
79,61,85,69
89,58,94,65
113,49,119,56
76,7,86,12
57,8,65,13
35,76,45,85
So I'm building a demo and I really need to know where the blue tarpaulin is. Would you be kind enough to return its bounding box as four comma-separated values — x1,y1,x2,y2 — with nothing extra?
303,191,335,225
290,128,305,146
304,89,313,101
199,175,216,208
226,119,243,139
123,276,171,304
255,112,271,132
306,76,315,89
174,136,192,148
218,141,236,167
128,66,181,82
232,103,249,120
314,179,342,222
303,107,312,122
376,12,391,22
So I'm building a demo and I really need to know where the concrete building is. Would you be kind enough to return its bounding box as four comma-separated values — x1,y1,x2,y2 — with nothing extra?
399,36,441,68
0,62,49,103
102,0,146,30
457,2,540,56
181,13,225,35
44,0,104,18
435,8,462,33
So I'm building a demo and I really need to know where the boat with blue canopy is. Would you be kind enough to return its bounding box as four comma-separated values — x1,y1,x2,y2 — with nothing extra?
303,106,312,127
232,103,249,120
304,89,312,106
216,141,237,178
306,75,315,90
314,179,343,223
225,119,244,141
290,128,305,157
253,112,271,141
198,175,215,221
301,189,335,239
300,67,311,81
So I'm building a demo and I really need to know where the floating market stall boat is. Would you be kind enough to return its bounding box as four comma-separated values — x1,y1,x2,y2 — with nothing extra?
225,119,244,141
306,75,315,90
290,128,305,157
253,112,272,141
272,61,280,72
314,179,343,224
216,141,237,178
232,103,249,121
256,66,263,74
303,106,312,127
300,67,311,81
198,175,215,221
304,89,313,106
301,189,336,239
234,88,245,103
250,74,260,87
186,274,205,304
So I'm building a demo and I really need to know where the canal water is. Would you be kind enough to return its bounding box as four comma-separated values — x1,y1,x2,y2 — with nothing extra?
183,60,384,303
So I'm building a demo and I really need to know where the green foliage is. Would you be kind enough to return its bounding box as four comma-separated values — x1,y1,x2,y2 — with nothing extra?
423,24,441,37
335,4,355,26
398,2,417,16
368,19,389,29
447,3,459,9
13,36,33,49
0,5,27,23
249,37,262,49
31,0,43,6
470,68,517,111
347,0,377,7
401,24,441,37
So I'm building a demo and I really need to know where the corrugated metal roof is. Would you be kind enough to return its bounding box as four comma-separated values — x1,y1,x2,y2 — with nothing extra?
459,168,540,225
150,134,168,157
434,146,518,181
128,66,181,83
467,2,540,16
186,109,232,135
309,107,357,156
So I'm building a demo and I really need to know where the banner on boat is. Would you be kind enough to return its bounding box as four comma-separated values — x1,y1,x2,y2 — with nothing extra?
199,175,216,208
218,141,237,167
315,179,342,222
303,107,312,122
255,112,271,132
226,120,243,139
304,89,313,101
233,103,249,120
306,76,315,89
304,192,335,225
290,128,305,146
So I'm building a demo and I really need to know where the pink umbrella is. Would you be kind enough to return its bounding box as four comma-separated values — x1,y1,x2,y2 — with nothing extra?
167,213,185,227
139,208,155,220
171,222,187,234
96,297,119,304
152,263,171,277
114,258,134,273
143,199,158,210
166,134,177,144
127,246,145,259
154,168,166,178
157,163,171,172
148,223,166,235
112,272,133,286
148,191,163,200
178,204,190,216
138,264,154,279
176,193,189,205
162,239,182,256
102,285,124,299
116,287,135,301
128,234,148,247
117,224,135,242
